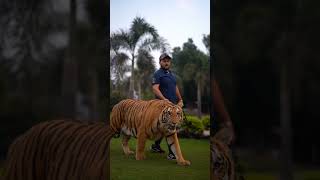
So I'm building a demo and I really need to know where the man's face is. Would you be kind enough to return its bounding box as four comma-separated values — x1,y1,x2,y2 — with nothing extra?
160,58,171,70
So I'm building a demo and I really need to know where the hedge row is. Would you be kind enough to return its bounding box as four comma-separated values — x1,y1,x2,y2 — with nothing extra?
179,115,210,138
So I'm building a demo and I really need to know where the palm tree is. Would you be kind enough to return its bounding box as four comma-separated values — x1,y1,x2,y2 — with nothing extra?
110,49,130,89
0,0,68,118
110,16,168,98
136,48,156,99
61,0,77,119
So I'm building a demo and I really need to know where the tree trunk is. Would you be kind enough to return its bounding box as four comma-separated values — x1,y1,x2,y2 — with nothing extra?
279,61,293,180
129,54,135,98
138,78,142,100
61,0,77,119
197,80,202,118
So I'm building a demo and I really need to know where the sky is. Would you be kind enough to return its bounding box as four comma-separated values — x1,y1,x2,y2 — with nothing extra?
110,0,210,68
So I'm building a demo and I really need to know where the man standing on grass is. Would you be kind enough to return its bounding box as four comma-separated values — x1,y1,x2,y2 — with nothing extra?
150,53,184,160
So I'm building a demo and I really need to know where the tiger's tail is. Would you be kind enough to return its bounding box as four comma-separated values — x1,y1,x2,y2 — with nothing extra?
110,102,124,138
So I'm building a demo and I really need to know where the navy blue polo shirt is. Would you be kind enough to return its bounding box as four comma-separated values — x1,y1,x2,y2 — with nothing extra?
152,68,178,104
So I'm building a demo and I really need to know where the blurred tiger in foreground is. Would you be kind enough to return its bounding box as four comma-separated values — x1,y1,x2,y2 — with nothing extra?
110,99,190,166
211,128,235,180
5,120,113,180
211,127,245,180
211,79,244,179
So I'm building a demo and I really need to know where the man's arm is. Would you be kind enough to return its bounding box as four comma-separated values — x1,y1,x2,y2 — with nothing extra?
152,84,168,100
176,85,184,107
175,85,182,102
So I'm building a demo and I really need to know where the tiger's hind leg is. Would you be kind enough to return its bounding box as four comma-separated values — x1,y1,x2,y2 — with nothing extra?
135,133,147,160
121,134,134,155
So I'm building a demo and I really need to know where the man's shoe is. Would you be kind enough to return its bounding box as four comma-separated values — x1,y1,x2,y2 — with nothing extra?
167,153,176,160
150,144,165,153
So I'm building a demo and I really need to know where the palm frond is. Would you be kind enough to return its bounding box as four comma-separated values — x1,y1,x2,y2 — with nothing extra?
111,52,130,83
153,36,171,53
137,48,155,73
130,16,159,47
110,29,131,52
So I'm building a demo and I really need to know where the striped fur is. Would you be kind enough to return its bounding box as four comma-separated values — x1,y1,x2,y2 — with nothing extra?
211,128,236,180
111,99,190,166
5,120,114,180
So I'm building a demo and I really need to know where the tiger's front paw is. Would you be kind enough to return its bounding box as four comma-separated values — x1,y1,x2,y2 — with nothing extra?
177,160,191,166
135,153,146,160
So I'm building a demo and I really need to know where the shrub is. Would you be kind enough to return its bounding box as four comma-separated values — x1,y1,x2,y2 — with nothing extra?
201,115,210,130
110,91,127,111
180,115,204,138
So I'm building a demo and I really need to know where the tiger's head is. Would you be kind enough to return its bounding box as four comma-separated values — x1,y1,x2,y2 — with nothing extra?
159,103,183,135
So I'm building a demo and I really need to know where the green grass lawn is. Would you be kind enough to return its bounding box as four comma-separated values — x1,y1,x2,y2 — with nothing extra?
110,137,210,180
1,140,319,180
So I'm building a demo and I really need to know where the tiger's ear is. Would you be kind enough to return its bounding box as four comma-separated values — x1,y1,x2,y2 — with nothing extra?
159,105,168,112
159,100,169,109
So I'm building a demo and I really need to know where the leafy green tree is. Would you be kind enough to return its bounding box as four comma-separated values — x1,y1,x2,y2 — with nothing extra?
173,39,209,118
202,34,210,54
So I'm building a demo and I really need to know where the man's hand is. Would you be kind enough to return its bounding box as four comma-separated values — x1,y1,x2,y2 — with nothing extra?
177,100,184,108
153,84,168,101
